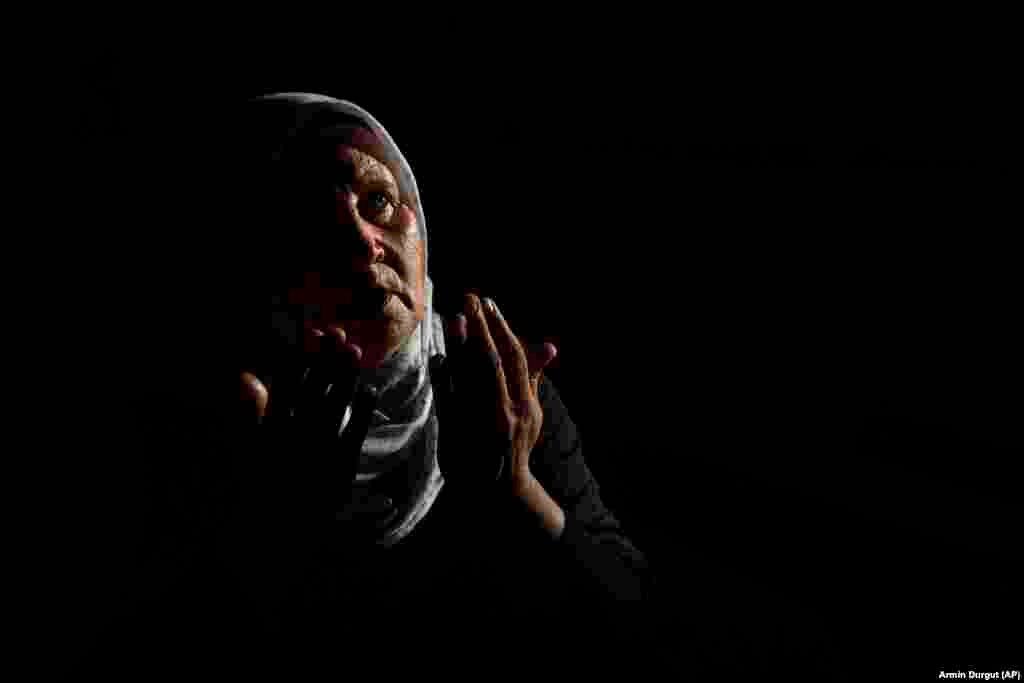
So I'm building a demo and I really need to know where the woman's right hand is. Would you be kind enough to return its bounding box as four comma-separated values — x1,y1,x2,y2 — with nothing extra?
236,325,361,424
218,325,370,570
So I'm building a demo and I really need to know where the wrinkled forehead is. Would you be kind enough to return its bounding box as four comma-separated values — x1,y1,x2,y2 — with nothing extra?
316,122,403,185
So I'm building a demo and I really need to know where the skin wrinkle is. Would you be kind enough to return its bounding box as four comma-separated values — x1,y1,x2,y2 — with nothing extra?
283,128,424,369
317,123,417,214
239,100,566,556
334,147,402,226
335,148,397,195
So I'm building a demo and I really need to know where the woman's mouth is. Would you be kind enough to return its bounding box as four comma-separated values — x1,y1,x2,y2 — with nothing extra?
349,288,393,318
310,287,394,322
288,282,401,325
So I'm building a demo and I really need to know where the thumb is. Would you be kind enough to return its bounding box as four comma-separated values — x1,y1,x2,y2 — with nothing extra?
238,371,269,422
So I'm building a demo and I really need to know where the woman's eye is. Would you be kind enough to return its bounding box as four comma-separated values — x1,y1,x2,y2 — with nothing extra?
362,191,397,222
367,191,392,211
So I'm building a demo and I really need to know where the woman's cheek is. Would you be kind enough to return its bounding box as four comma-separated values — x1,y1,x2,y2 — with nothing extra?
395,205,425,322
412,236,425,321
396,203,418,234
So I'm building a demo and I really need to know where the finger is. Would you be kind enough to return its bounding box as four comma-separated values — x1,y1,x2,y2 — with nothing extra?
296,334,335,411
525,342,558,381
482,297,530,406
324,325,362,363
463,293,512,410
285,323,328,415
303,323,326,354
446,312,468,346
324,324,345,345
298,327,359,437
323,360,361,438
337,384,378,458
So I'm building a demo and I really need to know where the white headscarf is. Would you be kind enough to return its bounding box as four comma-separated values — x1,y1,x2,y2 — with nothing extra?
251,93,446,546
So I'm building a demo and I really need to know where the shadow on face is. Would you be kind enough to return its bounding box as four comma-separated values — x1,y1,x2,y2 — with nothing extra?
258,125,425,368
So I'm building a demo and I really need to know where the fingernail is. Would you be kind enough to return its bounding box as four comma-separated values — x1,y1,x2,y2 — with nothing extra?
483,297,497,316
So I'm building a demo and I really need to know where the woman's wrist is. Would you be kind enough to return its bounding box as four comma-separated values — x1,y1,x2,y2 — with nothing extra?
510,470,566,541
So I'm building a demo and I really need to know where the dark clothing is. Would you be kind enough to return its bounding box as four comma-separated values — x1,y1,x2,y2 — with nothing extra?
76,373,656,679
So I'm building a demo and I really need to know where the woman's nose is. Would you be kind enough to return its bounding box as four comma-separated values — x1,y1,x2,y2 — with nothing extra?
335,188,386,266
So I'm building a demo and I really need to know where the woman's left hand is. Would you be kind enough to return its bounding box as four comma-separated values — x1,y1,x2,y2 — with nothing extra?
453,293,558,488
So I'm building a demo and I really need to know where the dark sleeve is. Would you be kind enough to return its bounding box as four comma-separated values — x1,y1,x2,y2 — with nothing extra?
494,374,655,608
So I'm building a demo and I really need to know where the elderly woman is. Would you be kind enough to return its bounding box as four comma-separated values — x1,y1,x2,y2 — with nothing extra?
84,93,654,678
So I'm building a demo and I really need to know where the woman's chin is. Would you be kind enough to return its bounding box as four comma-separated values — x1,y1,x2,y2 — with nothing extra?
354,345,387,369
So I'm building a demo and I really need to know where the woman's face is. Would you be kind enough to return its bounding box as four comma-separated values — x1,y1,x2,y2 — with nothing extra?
281,126,424,368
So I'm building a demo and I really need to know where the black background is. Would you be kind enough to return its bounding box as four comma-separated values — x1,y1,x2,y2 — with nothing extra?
52,47,1020,680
